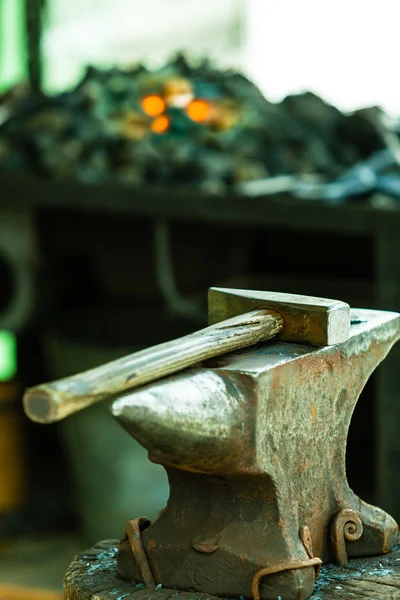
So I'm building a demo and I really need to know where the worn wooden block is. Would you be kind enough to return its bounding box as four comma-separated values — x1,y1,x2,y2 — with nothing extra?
64,539,400,600
64,540,218,600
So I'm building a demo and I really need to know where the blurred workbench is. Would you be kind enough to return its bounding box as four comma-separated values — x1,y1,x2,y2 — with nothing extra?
0,174,399,526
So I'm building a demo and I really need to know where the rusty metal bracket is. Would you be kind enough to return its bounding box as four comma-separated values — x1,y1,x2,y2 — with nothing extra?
124,518,156,589
300,525,322,578
300,526,315,559
331,509,364,565
252,558,323,600
252,521,323,600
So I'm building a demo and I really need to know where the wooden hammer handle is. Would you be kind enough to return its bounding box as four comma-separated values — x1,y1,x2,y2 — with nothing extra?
23,309,283,424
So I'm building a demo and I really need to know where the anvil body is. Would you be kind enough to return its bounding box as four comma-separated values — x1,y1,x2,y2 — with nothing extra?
115,309,400,600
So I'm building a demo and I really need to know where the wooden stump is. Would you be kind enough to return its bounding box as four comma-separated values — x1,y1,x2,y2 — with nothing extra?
64,539,400,600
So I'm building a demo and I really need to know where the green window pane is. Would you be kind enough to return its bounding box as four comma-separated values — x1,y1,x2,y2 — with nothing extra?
0,331,17,381
0,0,26,93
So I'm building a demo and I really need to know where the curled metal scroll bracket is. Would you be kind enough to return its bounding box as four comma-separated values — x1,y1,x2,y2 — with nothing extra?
331,508,363,565
125,517,156,589
252,557,322,600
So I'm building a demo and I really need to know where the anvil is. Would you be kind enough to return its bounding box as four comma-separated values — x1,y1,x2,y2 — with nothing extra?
113,304,400,600
22,288,400,600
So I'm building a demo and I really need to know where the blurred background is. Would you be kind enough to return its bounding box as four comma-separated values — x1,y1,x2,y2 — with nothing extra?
1,1,400,598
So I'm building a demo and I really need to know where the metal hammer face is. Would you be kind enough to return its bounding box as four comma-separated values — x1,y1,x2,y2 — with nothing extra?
114,307,400,600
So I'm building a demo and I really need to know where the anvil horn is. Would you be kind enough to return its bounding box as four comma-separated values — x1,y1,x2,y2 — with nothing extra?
112,369,253,474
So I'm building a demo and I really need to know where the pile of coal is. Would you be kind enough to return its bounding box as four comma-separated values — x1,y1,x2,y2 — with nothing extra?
0,83,33,126
0,55,388,194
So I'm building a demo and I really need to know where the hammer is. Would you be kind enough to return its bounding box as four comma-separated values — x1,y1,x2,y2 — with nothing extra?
23,288,350,424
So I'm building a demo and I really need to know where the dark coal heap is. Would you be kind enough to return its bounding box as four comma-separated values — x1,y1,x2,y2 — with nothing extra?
0,55,388,194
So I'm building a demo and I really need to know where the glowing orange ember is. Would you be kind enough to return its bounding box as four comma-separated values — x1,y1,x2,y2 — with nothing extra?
186,99,210,123
141,95,166,117
151,115,170,134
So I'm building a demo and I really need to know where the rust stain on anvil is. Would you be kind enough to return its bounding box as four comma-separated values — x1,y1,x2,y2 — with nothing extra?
311,404,317,425
112,308,400,600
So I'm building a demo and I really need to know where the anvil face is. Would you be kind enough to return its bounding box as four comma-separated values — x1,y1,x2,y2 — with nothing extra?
114,309,400,600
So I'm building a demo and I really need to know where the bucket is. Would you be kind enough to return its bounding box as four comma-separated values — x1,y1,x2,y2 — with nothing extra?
46,336,169,543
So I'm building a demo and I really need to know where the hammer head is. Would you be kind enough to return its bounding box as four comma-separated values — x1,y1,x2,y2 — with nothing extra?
208,288,350,346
